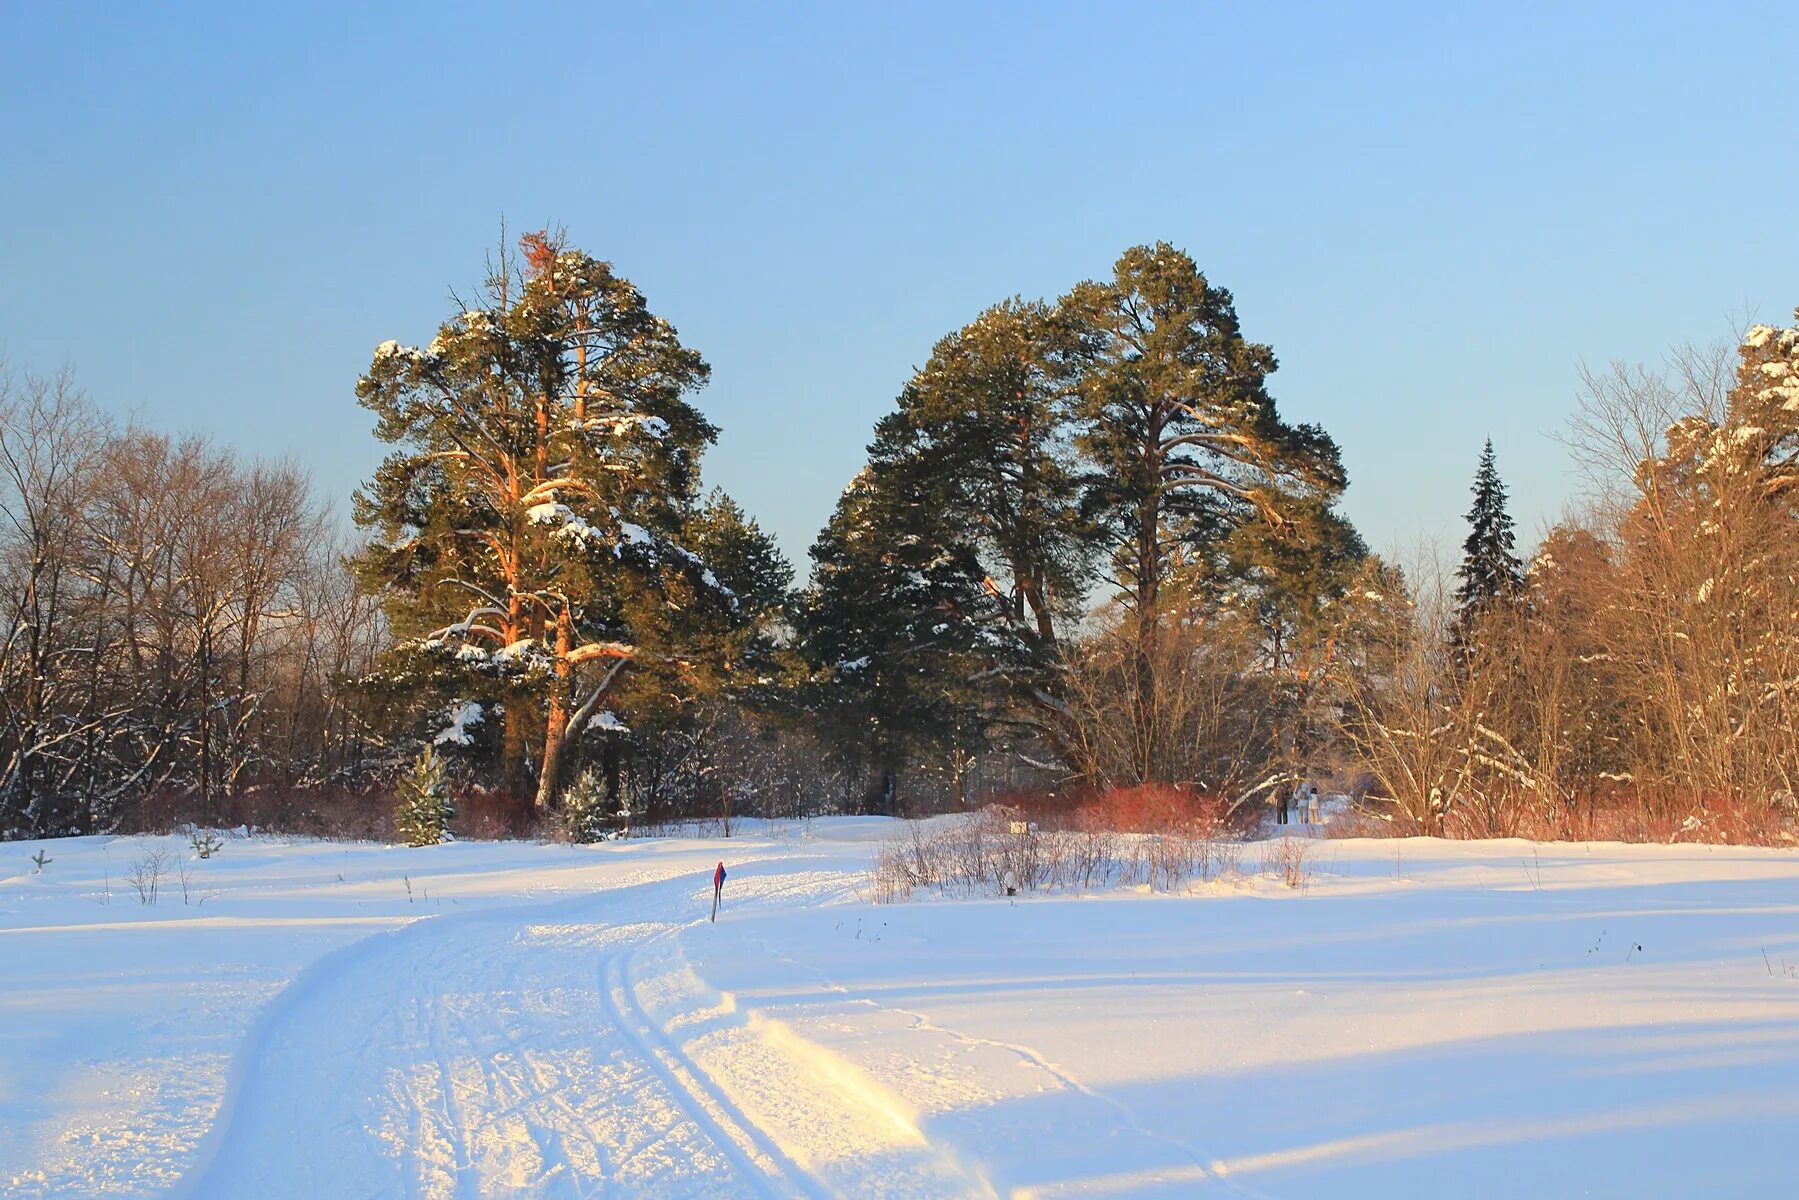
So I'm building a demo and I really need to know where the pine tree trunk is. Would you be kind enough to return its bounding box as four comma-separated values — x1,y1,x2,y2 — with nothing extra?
1131,446,1163,782
501,706,528,799
534,607,574,813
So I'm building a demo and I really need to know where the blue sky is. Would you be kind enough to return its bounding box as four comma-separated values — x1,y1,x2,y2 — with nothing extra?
4,2,1795,567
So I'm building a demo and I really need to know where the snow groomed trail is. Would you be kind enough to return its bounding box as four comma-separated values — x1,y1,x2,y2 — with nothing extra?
173,858,993,1200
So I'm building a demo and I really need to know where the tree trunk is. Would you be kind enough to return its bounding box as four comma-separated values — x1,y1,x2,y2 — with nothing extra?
198,622,212,824
1132,472,1162,782
499,587,528,798
872,764,897,816
534,607,574,812
502,706,529,798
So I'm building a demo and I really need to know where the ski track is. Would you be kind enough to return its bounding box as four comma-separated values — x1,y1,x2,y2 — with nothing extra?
171,864,988,1199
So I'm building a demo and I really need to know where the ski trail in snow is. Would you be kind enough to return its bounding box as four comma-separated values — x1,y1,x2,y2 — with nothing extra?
634,939,1000,1199
174,875,783,1198
170,859,990,1199
596,864,998,1197
599,946,819,1198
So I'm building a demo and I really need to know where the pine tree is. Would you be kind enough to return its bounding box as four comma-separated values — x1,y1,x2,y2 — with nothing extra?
1454,439,1523,625
797,301,1097,769
799,250,1363,791
903,300,1095,661
394,746,455,846
1058,244,1348,776
1061,244,1347,627
352,230,726,813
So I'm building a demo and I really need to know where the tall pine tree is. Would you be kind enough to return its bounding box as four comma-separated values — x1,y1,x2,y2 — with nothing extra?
353,230,731,813
904,300,1094,661
1060,244,1347,627
1059,245,1348,777
801,245,1362,793
1454,438,1524,627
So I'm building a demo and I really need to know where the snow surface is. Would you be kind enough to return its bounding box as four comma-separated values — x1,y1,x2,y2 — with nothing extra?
2,823,1796,1197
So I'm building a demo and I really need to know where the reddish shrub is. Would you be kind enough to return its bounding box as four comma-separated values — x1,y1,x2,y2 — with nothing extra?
1362,783,1794,847
120,786,395,842
452,789,540,841
991,783,1253,839
1081,784,1248,838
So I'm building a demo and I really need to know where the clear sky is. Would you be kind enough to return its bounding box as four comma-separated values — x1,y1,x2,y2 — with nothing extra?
4,2,1795,568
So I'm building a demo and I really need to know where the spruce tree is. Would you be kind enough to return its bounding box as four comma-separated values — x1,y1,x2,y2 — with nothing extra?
558,767,609,844
605,492,796,818
1454,439,1524,624
796,459,992,810
394,746,455,846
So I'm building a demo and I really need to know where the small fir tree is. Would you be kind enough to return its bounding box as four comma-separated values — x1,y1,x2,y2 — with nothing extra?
559,767,610,844
394,747,456,847
1454,439,1524,625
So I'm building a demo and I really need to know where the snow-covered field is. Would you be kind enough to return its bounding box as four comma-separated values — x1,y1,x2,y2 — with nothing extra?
2,820,1795,1198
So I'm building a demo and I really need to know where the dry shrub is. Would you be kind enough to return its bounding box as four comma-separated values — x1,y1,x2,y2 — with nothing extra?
1493,787,1794,847
872,787,1250,902
1261,834,1315,889
121,786,397,842
452,789,540,841
1323,806,1396,839
1333,785,1794,848
1082,785,1178,832
127,848,172,905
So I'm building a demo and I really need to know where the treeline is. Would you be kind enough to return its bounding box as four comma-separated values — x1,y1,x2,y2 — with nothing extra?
801,277,1799,843
5,231,1795,843
0,370,383,835
1347,333,1799,841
